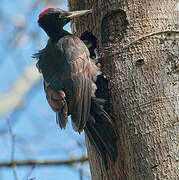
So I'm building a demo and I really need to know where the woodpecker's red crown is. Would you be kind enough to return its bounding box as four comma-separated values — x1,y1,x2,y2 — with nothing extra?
38,8,50,22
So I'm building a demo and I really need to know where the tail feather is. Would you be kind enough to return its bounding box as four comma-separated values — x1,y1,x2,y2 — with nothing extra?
84,98,117,168
92,120,117,162
84,120,108,169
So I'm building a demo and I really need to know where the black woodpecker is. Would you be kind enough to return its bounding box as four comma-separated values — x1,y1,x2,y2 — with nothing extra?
34,8,117,168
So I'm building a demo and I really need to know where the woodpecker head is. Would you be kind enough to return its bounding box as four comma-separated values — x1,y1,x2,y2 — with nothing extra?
38,8,92,40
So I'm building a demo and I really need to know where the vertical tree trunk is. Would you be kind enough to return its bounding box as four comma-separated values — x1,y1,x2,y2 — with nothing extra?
68,0,179,179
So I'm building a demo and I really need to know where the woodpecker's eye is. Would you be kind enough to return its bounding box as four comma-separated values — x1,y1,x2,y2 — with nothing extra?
59,14,63,18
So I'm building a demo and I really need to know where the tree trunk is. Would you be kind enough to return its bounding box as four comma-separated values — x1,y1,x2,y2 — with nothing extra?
68,0,179,179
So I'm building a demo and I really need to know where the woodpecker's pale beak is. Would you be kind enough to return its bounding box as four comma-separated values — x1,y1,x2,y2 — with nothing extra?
66,9,92,19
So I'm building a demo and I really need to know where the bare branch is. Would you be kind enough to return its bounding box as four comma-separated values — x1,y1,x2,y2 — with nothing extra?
0,157,88,168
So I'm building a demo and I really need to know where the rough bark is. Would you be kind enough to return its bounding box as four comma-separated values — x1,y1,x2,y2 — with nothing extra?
68,0,179,179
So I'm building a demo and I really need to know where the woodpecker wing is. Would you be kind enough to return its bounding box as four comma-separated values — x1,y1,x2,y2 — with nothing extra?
35,35,95,132
57,36,94,132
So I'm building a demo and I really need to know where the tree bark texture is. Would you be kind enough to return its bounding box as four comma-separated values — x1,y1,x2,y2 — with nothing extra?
68,0,179,179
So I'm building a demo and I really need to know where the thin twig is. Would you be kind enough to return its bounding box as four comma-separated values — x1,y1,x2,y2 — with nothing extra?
6,117,20,180
24,165,36,180
79,168,84,180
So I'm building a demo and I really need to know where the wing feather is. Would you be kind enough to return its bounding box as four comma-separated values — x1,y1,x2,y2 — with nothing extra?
58,36,95,132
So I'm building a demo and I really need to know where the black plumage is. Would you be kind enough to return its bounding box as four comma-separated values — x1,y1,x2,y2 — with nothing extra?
34,8,117,168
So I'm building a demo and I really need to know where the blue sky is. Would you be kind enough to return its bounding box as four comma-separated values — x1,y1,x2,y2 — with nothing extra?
0,0,90,179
